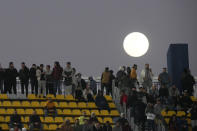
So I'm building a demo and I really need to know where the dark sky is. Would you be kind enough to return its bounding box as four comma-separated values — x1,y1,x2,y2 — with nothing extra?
0,0,197,76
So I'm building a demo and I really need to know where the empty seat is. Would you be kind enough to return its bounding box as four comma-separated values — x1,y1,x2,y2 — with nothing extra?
59,102,68,108
68,102,77,108
36,109,44,115
2,101,12,107
17,109,25,115
104,95,112,101
62,109,72,115
22,101,31,107
48,124,57,130
100,110,109,116
165,118,170,124
97,117,103,123
110,110,120,116
57,109,63,115
12,101,21,107
45,117,54,123
55,117,64,123
56,95,65,100
87,102,97,108
1,124,8,130
31,101,40,107
0,116,4,122
103,117,113,123
176,111,186,117
109,103,116,108
25,109,34,115
65,95,74,101
0,109,6,114
43,124,48,130
72,109,82,115
4,116,10,122
28,94,37,99
21,117,29,123
65,117,74,123
78,102,87,108
46,94,55,99
40,101,46,107
91,110,100,116
0,94,8,99
40,117,44,122
6,109,15,115
81,109,91,116
161,110,176,117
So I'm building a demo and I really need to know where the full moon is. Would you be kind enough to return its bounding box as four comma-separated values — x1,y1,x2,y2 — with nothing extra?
123,32,149,57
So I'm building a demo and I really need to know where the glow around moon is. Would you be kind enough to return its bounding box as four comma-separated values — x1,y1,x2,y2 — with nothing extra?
123,32,149,57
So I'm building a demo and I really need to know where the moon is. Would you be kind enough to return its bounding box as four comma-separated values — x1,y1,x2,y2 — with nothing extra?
123,32,149,57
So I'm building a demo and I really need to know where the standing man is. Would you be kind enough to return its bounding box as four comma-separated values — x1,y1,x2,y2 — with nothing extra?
101,67,111,95
4,62,18,94
130,64,138,89
52,61,63,95
19,62,29,97
29,64,38,94
62,62,73,96
45,65,53,95
140,64,153,93
158,68,171,88
36,64,46,98
0,64,5,93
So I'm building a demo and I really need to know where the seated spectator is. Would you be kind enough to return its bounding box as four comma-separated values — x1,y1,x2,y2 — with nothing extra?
189,102,197,131
44,98,57,116
89,112,98,123
112,121,122,131
118,113,128,127
102,121,112,131
122,121,132,131
92,121,103,131
59,119,73,131
78,111,88,125
29,110,43,131
169,85,180,107
177,116,188,131
9,110,23,130
168,115,178,131
77,73,87,90
83,86,94,102
95,90,109,110
180,90,193,111
88,76,97,95
75,86,85,101
154,98,164,119
82,119,91,131
73,119,82,131
145,103,156,131
149,85,159,103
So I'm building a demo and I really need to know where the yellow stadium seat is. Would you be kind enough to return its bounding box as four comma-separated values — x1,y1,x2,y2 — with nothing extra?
1,124,8,130
100,110,109,116
57,109,62,115
6,109,15,115
43,124,48,130
103,117,113,123
59,102,68,108
46,94,55,99
82,109,91,116
12,101,21,107
4,116,10,122
22,101,31,107
40,117,44,122
0,109,6,114
54,102,58,107
78,102,87,108
110,110,120,116
48,124,57,130
0,116,4,122
187,118,191,124
72,109,82,115
56,95,65,100
23,124,29,130
176,111,186,117
65,117,74,123
0,101,1,106
55,117,64,123
68,102,77,108
109,103,116,108
161,110,176,117
62,109,72,115
40,101,46,107
191,96,197,101
25,109,34,115
31,101,40,107
104,95,112,101
87,102,97,108
165,118,170,124
187,113,191,117
65,95,74,101
97,117,103,123
2,101,12,107
36,109,44,115
45,117,54,123
28,94,37,99
91,110,100,116
17,109,25,115
0,94,8,99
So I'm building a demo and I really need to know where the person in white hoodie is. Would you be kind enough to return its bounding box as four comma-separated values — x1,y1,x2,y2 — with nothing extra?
36,64,46,98
140,64,153,93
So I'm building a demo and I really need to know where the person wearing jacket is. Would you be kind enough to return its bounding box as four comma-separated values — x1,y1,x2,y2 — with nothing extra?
36,64,46,98
0,64,5,93
45,65,53,95
19,62,29,97
4,62,18,94
189,102,197,131
101,67,111,95
29,64,38,94
52,61,63,95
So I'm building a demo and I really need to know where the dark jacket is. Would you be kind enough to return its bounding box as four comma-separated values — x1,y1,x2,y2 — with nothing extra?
4,68,18,82
29,67,37,81
102,124,112,131
10,114,21,124
0,69,5,81
19,66,29,82
52,66,63,80
30,114,41,123
95,95,109,109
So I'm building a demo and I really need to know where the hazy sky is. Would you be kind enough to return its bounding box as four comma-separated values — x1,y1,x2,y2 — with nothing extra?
0,0,197,77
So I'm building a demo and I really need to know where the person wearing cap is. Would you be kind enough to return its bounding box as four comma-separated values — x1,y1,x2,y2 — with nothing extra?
158,68,171,88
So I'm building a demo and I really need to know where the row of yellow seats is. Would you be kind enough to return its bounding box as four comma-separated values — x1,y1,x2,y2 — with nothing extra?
0,94,113,101
0,108,120,116
0,101,116,109
161,110,191,117
0,116,114,124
